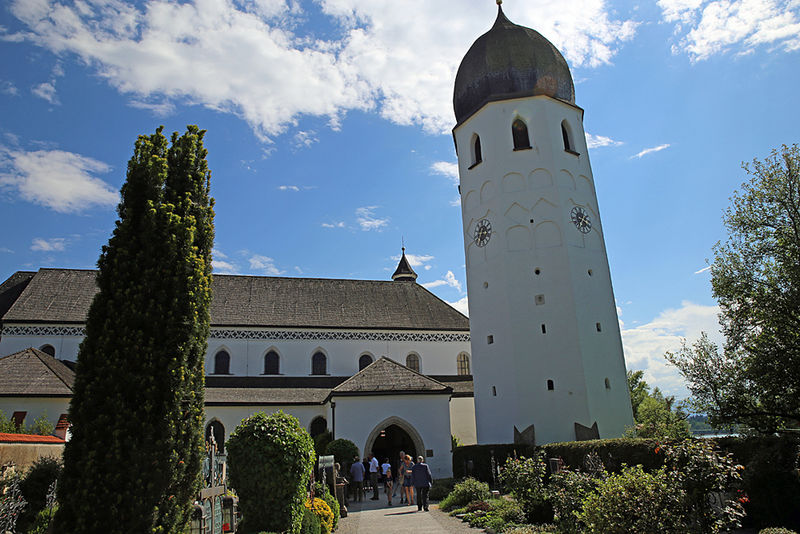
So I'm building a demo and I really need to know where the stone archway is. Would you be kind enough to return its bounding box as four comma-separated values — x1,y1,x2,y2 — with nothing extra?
364,416,425,469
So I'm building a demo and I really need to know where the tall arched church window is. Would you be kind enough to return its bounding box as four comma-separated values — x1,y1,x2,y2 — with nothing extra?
512,118,531,150
561,120,576,153
310,416,328,438
264,351,280,375
214,350,230,375
358,354,373,371
312,352,327,375
406,353,420,372
40,344,55,357
206,420,226,453
470,134,483,168
457,352,471,375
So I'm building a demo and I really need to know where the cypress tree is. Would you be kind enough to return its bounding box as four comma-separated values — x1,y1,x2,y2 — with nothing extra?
55,126,214,533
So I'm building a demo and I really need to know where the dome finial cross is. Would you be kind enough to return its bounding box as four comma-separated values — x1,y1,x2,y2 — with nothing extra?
496,0,502,5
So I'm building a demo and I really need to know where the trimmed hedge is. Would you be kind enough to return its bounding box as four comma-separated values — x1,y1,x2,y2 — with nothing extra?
452,444,537,482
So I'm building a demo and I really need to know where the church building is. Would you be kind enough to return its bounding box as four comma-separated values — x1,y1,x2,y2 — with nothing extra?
0,3,633,478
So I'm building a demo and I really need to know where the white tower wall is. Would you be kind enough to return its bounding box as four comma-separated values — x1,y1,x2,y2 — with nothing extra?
455,95,633,445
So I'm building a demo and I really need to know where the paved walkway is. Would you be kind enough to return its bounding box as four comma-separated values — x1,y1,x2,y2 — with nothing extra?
336,494,476,534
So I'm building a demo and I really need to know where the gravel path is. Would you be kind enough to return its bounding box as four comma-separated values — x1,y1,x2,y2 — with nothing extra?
336,497,476,534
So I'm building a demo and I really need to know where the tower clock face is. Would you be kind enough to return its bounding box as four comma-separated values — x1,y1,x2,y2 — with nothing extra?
570,206,592,234
473,218,492,247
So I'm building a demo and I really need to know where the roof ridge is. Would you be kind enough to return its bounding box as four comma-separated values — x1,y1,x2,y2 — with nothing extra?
31,348,75,390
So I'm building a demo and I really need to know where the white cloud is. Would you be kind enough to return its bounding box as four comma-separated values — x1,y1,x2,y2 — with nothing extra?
249,254,284,275
694,265,712,274
356,206,388,231
586,133,623,149
0,147,118,212
631,143,671,159
293,130,319,149
430,161,459,183
423,270,462,292
447,295,469,317
279,185,301,192
0,247,13,253
620,300,723,398
659,0,800,60
322,221,346,228
31,81,59,104
31,237,66,252
393,253,434,269
212,259,239,274
128,99,175,116
0,81,18,96
8,0,638,140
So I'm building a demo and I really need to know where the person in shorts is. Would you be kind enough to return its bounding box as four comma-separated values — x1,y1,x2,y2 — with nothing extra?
402,454,415,506
381,458,393,506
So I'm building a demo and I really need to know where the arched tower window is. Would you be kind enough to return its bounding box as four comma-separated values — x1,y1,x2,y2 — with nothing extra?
310,416,328,438
406,353,420,372
470,134,483,168
39,344,55,357
457,352,471,375
358,354,373,371
214,350,230,375
264,351,280,375
206,420,226,453
512,118,531,150
547,379,555,391
312,352,327,375
605,378,611,389
561,120,575,153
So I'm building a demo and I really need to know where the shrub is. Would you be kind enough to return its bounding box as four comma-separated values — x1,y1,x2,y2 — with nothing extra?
18,456,61,531
759,529,799,534
227,411,316,534
325,439,359,472
576,464,686,534
500,454,553,523
439,477,491,511
541,438,664,473
549,467,602,534
662,439,746,533
504,525,559,534
305,497,333,534
27,504,59,534
429,478,454,501
314,481,339,530
314,430,332,458
453,444,536,482
300,505,321,534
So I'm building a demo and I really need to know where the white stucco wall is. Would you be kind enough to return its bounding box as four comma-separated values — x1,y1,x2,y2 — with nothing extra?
0,397,70,431
450,397,477,445
454,95,633,446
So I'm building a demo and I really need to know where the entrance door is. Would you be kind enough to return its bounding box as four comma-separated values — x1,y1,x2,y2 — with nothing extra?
370,424,417,476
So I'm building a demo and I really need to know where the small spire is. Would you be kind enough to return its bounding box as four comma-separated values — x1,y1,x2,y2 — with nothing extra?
392,246,418,282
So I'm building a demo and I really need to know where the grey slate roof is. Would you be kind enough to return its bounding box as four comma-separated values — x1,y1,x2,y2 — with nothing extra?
0,347,75,396
1,268,469,331
332,357,451,396
0,271,35,321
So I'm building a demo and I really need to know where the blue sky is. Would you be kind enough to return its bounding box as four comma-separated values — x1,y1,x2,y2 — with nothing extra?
1,0,799,397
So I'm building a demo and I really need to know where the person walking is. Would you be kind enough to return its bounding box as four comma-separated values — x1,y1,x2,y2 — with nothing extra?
381,458,394,506
349,455,365,502
402,454,415,506
411,455,433,511
393,450,405,503
368,453,380,500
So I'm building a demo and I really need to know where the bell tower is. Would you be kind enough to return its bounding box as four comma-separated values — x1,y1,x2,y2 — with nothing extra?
453,3,633,445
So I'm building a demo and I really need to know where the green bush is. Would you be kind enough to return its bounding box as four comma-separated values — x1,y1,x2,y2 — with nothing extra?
429,478,454,501
439,477,491,511
759,529,799,534
503,525,559,534
541,438,664,473
576,464,686,534
227,411,316,534
18,456,61,532
300,505,321,534
500,454,553,523
549,465,603,534
27,504,59,534
325,439,359,472
453,444,536,482
314,430,332,458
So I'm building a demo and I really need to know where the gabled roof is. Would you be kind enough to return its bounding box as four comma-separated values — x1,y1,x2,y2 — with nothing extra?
1,269,469,331
0,347,75,396
331,357,451,396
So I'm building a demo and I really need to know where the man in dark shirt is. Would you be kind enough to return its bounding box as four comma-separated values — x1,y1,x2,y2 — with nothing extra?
411,455,433,511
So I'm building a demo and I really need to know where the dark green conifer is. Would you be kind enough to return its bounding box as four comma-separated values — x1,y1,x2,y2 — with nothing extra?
55,126,214,533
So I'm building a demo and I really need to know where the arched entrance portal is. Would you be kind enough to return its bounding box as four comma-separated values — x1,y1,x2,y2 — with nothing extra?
364,417,425,475
205,420,225,454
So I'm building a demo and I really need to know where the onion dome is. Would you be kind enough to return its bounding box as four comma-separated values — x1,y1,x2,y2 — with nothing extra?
453,5,575,124
392,248,418,282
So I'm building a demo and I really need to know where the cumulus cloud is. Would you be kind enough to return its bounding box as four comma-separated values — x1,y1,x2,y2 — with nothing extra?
0,147,118,212
293,130,319,149
1,81,18,96
430,161,459,183
249,254,284,275
620,300,723,398
659,0,800,60
394,253,434,270
631,143,671,159
356,206,388,231
31,237,66,252
278,185,301,192
31,81,59,104
586,133,623,149
447,295,469,317
422,270,462,292
322,221,346,228
7,0,638,140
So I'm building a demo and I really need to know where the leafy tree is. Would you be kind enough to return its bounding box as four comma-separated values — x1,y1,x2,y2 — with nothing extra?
626,371,690,439
0,410,53,435
668,145,800,433
55,126,214,533
324,438,359,469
